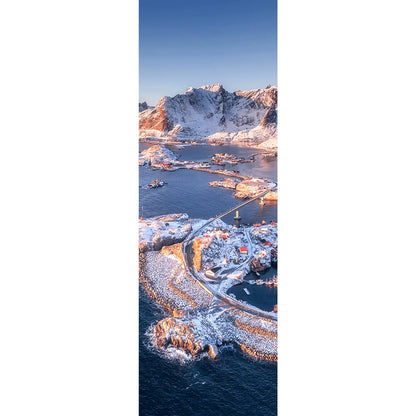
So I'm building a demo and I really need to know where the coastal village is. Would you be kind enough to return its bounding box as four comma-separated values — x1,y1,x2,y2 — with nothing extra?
139,213,278,361
139,138,277,362
210,152,255,166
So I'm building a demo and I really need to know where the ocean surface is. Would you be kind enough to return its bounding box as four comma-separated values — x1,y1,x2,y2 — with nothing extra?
139,143,277,416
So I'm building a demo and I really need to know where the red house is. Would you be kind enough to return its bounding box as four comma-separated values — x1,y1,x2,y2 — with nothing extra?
239,246,248,254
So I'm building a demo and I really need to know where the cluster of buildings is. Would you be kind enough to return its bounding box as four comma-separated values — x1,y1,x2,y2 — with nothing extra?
139,216,278,362
210,152,254,166
190,222,278,284
249,223,278,271
208,177,239,190
192,226,251,277
234,178,277,200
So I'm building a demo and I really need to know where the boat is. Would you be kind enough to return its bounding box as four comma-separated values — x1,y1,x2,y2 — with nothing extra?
146,179,166,189
243,288,250,295
205,269,216,279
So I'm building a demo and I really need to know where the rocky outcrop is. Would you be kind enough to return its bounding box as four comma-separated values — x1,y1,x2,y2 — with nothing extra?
139,213,192,252
154,317,204,356
235,85,277,108
139,102,148,112
259,107,277,127
139,104,173,135
207,344,218,358
240,344,277,362
151,311,278,361
139,144,178,167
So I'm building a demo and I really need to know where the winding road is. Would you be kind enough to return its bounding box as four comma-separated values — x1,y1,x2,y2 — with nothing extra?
182,188,278,322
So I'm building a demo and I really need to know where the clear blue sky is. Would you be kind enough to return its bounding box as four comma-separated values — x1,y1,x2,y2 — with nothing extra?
139,0,277,105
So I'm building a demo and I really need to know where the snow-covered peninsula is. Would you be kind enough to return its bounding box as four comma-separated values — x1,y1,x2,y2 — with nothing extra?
139,214,278,361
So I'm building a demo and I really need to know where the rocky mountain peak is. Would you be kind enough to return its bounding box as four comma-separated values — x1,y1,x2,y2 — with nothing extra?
139,84,277,147
139,101,148,112
200,83,224,93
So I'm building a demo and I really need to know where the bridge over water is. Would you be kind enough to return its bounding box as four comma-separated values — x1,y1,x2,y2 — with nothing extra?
185,185,277,242
182,185,278,321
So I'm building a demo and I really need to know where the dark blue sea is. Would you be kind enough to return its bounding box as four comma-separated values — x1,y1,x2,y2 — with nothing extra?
139,143,277,416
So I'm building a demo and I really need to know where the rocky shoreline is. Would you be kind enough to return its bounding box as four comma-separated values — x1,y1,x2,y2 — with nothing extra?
138,213,193,252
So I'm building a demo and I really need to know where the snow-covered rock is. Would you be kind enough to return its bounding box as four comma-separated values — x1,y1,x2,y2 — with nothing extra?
139,213,192,252
257,135,278,150
139,144,178,166
139,84,277,146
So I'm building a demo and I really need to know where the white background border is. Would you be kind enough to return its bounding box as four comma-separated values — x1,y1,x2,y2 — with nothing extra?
279,1,416,414
0,1,138,414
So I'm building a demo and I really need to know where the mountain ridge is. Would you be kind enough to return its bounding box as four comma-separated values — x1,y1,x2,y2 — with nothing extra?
139,84,277,148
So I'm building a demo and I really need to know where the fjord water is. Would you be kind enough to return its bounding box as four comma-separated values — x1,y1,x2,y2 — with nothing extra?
139,144,277,416
139,143,278,224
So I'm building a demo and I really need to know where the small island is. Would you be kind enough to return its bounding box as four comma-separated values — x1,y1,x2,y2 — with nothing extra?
140,145,278,202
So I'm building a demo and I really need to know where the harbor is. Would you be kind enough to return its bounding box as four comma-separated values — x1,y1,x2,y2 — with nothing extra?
227,267,278,312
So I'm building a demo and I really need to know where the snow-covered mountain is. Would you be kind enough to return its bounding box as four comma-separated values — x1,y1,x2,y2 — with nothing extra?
139,84,277,148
